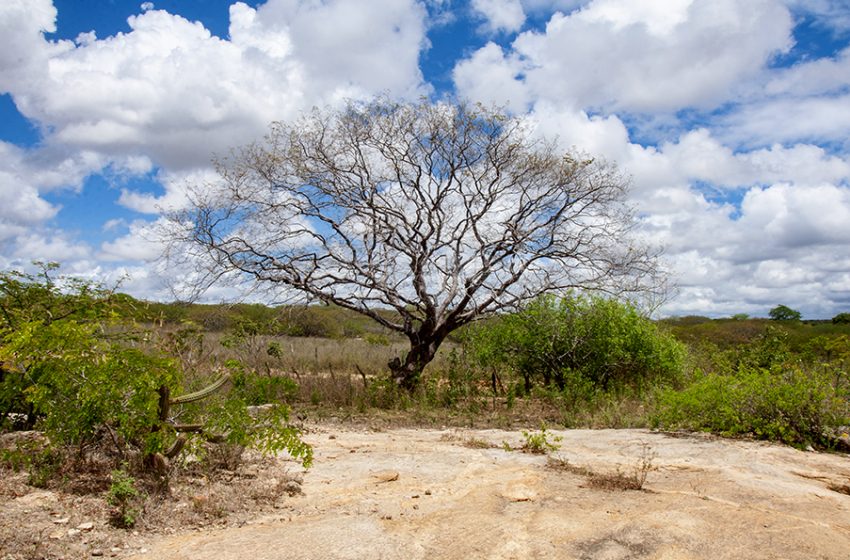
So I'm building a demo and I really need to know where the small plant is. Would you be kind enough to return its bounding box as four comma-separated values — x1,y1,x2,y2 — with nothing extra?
26,447,63,488
521,424,562,454
108,469,141,528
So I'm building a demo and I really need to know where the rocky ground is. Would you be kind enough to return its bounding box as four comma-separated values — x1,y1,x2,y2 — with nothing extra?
3,426,850,559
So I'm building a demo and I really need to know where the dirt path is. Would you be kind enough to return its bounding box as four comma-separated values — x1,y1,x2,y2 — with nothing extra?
126,427,850,560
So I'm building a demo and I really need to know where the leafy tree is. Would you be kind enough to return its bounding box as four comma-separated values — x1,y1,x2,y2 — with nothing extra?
832,312,850,325
166,98,663,390
768,304,802,321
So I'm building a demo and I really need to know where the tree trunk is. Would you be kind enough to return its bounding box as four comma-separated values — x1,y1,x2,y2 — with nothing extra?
388,332,446,392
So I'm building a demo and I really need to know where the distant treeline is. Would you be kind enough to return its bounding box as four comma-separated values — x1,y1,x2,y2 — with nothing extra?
660,315,850,351
113,294,399,339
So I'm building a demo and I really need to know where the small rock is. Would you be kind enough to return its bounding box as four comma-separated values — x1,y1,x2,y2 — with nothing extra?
49,530,65,540
53,517,70,524
328,434,336,440
67,529,81,538
77,521,95,531
111,547,122,553
424,489,432,496
91,549,104,557
372,470,400,483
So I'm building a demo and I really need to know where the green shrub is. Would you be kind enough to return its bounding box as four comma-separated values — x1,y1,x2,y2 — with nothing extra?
467,294,685,394
108,469,142,528
0,266,313,486
228,360,298,405
653,365,849,448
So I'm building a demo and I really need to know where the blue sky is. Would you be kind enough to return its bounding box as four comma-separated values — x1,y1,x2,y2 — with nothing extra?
1,0,850,318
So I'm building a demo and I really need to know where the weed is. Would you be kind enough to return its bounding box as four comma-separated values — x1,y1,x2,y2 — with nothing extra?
521,424,562,454
108,468,142,528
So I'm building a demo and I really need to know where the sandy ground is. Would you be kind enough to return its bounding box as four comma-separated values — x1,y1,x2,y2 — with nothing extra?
124,427,850,560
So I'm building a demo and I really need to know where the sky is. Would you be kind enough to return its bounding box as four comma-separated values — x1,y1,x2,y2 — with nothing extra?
1,0,850,318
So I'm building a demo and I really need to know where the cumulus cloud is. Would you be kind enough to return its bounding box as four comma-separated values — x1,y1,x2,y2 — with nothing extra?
117,167,220,214
1,0,430,170
471,0,526,33
455,0,794,113
520,102,850,318
99,219,163,262
0,0,432,296
0,141,106,243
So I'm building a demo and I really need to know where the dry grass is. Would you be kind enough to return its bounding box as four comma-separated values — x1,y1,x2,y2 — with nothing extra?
547,443,657,491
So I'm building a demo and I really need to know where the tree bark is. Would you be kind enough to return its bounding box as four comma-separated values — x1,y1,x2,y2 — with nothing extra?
389,330,447,392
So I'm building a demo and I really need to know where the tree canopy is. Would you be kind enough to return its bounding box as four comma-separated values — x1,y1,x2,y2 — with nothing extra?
166,98,663,389
769,305,802,322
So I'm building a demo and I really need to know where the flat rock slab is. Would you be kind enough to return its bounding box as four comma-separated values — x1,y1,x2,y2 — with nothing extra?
130,428,850,560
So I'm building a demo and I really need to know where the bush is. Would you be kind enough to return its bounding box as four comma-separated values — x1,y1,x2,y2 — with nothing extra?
653,365,849,448
228,360,299,405
833,312,850,325
0,266,312,487
467,294,685,394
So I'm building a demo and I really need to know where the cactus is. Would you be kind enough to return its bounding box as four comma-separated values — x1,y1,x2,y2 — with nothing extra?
170,373,230,405
147,372,231,474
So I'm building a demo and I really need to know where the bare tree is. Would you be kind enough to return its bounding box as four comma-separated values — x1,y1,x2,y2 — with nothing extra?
166,98,662,390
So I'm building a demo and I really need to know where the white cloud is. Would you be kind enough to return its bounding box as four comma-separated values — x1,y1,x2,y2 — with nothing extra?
578,0,693,36
12,231,91,263
765,45,850,98
2,0,430,170
455,0,794,113
720,93,850,148
452,42,530,110
471,0,526,33
0,141,108,245
117,167,220,214
99,219,163,262
783,0,850,33
519,103,850,317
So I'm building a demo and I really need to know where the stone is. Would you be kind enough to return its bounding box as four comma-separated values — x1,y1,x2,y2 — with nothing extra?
372,470,400,483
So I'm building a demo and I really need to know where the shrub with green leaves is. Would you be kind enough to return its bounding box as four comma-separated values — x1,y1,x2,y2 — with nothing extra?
0,265,312,485
108,469,142,528
653,365,849,448
467,294,685,394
